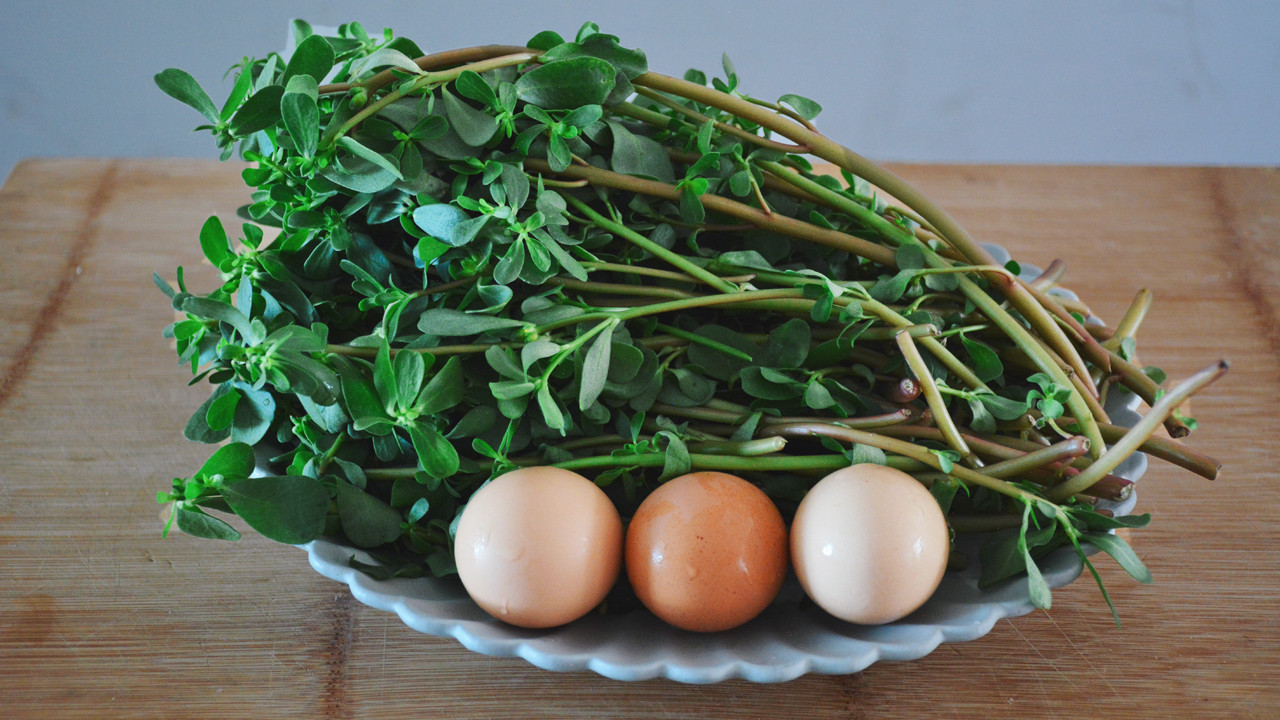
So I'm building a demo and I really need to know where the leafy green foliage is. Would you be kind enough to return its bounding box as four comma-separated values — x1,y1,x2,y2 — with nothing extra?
150,20,1186,618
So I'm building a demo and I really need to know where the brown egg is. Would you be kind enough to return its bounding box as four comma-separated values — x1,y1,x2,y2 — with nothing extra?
790,464,950,625
454,466,623,628
625,471,789,632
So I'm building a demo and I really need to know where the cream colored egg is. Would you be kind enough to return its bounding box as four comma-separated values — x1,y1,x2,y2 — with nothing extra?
454,466,622,628
791,464,950,625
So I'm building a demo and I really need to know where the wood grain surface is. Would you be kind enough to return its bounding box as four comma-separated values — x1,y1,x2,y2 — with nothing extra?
0,159,1276,719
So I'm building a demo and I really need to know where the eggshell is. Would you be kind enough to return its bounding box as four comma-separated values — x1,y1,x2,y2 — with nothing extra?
625,471,789,632
454,466,622,628
790,464,950,625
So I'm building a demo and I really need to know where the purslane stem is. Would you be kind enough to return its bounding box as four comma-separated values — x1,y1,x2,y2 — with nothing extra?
632,86,807,154
979,436,1090,479
560,192,738,293
759,423,1049,506
327,52,537,148
318,44,530,94
628,78,1107,454
895,330,973,462
525,158,898,266
1103,288,1153,352
648,403,918,429
636,72,1100,396
1050,360,1227,500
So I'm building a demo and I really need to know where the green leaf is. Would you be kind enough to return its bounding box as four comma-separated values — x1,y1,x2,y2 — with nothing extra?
373,343,398,413
416,356,464,415
679,187,705,224
540,35,648,79
455,70,498,107
321,157,398,193
175,506,242,541
1141,366,1167,385
417,236,448,268
351,47,424,78
778,93,823,121
155,68,219,123
803,380,836,409
1120,336,1137,361
229,85,285,135
337,137,403,179
492,240,525,285
547,133,573,172
922,270,959,292
537,382,566,431
1077,510,1151,532
205,388,241,432
602,343,643,385
683,325,756,382
658,432,691,481
408,114,449,142
740,366,805,401
448,405,498,440
393,349,426,411
967,396,997,434
441,88,498,146
976,391,1029,420
870,269,916,303
521,339,561,373
563,104,603,129
178,295,255,341
756,318,811,368
607,121,676,183
336,482,403,548
340,366,390,430
219,475,329,544
500,163,531,210
199,216,234,272
1083,531,1154,584
929,478,960,514
282,34,335,84
418,308,526,337
281,75,320,158
1039,397,1065,419
412,203,467,242
1022,539,1052,609
516,57,617,109
960,334,1005,383
485,345,525,380
579,326,613,410
196,441,256,481
489,380,536,400
412,204,486,247
229,383,276,445
810,290,835,322
184,387,231,444
407,422,460,479
406,497,431,524
931,449,956,474
715,250,776,271
526,30,565,51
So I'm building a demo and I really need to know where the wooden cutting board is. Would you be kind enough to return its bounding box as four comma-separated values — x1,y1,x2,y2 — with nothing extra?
1,158,1276,718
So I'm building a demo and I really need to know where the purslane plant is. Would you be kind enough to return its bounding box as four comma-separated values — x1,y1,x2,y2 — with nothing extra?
154,20,1225,620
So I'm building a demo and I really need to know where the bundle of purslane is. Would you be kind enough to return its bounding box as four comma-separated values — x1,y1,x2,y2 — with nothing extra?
154,21,1224,616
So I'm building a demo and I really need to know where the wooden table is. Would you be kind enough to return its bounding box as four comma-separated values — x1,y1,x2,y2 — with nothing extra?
1,159,1276,718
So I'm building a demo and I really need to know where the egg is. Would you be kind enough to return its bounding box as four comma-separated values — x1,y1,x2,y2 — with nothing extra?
625,471,789,632
790,464,950,625
453,466,622,628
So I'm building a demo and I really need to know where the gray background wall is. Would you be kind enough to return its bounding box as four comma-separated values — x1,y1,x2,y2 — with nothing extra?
2,0,1277,183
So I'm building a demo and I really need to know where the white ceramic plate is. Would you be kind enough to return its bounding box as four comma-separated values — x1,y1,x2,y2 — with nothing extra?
296,245,1149,683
